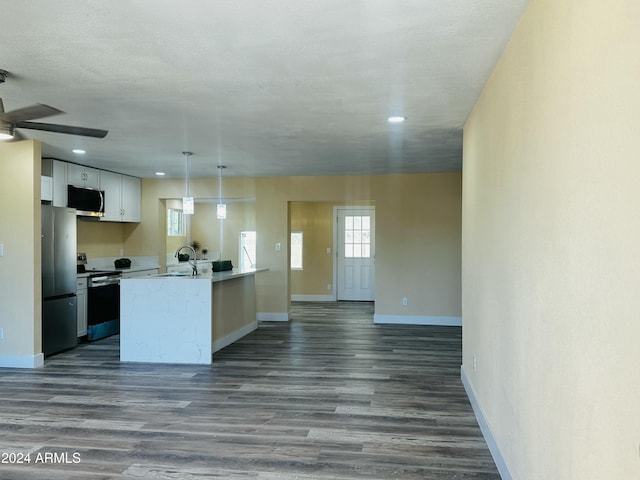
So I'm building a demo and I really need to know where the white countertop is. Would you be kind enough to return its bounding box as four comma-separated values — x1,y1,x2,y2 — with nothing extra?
137,267,268,283
78,265,160,278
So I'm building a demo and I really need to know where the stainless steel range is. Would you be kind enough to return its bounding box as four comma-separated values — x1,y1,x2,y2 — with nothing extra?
77,253,122,341
87,270,121,341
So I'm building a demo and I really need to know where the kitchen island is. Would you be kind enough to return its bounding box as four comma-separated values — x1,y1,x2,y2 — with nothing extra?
120,268,267,364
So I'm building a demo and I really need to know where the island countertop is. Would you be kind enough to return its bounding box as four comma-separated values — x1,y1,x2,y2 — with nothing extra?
147,267,268,283
120,267,267,364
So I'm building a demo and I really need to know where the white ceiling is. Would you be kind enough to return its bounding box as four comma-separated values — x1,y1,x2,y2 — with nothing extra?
0,1,527,179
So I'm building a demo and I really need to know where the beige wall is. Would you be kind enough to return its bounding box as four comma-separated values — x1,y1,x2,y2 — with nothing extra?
136,174,461,319
77,220,125,258
212,275,256,342
374,174,461,316
0,140,42,359
133,177,257,270
462,0,640,478
255,174,462,317
290,202,340,296
190,201,255,264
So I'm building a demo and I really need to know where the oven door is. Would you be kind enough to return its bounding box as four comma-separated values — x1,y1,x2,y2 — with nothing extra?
87,279,120,341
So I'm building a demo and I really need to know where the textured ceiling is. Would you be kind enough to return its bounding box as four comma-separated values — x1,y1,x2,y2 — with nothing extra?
0,1,527,178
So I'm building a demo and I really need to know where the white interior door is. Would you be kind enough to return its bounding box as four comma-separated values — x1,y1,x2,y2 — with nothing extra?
336,207,375,301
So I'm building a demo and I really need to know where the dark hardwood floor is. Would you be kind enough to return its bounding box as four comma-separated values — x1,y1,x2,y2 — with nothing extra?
0,302,499,479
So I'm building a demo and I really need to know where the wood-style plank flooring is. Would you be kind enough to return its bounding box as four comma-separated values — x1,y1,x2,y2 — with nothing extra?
0,302,499,479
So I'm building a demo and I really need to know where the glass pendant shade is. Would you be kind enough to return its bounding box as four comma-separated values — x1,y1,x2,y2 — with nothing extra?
183,196,194,215
217,203,226,219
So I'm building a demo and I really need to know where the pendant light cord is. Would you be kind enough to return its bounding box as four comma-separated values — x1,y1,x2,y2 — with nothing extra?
183,151,193,197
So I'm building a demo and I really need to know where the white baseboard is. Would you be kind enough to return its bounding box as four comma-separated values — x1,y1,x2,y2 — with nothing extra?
461,365,512,480
291,294,335,302
256,311,290,322
373,314,462,326
212,321,258,353
0,353,44,369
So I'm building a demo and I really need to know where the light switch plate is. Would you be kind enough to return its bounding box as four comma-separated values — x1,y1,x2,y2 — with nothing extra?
275,243,281,251
0,243,3,256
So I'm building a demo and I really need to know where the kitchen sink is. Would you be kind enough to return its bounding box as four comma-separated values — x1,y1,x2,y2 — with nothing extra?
156,272,193,277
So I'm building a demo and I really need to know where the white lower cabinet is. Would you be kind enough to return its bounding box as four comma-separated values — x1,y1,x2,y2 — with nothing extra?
76,277,88,337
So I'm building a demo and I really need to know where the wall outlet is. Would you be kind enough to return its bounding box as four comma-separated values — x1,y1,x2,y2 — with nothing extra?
326,283,332,291
326,247,331,254
0,327,3,340
402,297,408,306
275,242,281,251
473,355,477,372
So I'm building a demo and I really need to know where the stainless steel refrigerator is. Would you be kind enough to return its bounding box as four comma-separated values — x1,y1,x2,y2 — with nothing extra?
41,205,78,356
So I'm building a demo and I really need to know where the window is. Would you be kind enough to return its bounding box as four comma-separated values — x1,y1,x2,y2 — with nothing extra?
239,231,257,269
167,208,184,236
344,215,371,258
290,231,303,270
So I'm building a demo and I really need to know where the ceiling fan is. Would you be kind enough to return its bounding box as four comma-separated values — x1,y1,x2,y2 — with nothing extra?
0,69,108,140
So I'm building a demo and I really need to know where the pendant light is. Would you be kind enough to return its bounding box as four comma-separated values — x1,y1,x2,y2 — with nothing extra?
217,165,227,219
182,151,194,215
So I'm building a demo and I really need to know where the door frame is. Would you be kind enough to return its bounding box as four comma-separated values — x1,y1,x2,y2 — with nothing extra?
333,205,376,301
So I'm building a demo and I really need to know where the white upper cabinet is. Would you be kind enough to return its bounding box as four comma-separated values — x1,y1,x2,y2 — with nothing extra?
40,176,53,201
43,158,140,221
52,160,68,207
100,171,141,222
120,174,141,222
100,171,121,221
67,163,100,189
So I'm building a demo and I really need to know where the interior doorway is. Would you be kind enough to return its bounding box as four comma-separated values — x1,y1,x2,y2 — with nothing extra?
335,206,375,301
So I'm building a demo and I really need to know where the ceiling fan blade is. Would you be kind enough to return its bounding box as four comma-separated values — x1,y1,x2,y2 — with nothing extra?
15,121,108,138
0,103,63,123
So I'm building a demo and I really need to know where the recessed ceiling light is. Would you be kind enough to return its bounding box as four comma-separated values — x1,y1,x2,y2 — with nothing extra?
155,172,166,176
387,116,406,124
72,149,86,154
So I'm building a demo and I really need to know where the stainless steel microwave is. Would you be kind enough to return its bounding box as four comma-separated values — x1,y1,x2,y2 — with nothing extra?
67,185,105,217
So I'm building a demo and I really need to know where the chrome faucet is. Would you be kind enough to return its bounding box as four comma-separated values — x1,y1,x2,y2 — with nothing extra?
175,245,198,276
